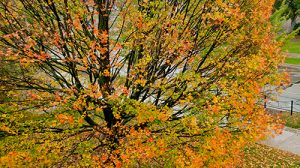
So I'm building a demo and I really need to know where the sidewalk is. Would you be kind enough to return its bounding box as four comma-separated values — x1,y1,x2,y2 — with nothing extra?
261,127,300,155
287,53,300,58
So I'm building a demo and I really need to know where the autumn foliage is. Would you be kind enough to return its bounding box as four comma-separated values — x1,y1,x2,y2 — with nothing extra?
0,0,288,167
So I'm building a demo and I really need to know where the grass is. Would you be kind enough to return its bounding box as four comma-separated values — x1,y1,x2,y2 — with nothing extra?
283,37,300,54
240,143,300,167
285,57,300,65
281,111,300,129
269,110,300,129
283,36,300,64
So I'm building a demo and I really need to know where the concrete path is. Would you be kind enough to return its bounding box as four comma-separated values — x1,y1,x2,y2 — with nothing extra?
287,53,300,58
261,127,300,155
280,63,300,83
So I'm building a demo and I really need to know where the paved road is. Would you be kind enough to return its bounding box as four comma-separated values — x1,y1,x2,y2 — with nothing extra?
263,61,300,155
267,64,300,112
261,127,300,155
267,83,300,112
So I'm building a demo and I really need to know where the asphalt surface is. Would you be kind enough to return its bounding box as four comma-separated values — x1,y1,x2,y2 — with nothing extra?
263,59,300,155
267,64,300,112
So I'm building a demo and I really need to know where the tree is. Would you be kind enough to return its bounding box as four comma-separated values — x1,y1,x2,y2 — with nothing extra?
274,0,300,32
0,0,287,167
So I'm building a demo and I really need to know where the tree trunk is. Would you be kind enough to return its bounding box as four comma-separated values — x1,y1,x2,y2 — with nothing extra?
97,0,116,128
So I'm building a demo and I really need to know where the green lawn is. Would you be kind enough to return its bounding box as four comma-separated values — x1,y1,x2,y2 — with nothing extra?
285,57,300,65
269,110,300,129
283,37,300,54
281,111,300,129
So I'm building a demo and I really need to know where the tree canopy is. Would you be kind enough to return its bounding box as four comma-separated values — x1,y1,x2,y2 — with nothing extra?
0,0,288,167
274,0,300,31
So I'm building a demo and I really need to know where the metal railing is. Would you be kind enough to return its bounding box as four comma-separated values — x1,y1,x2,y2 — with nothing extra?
265,99,300,115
